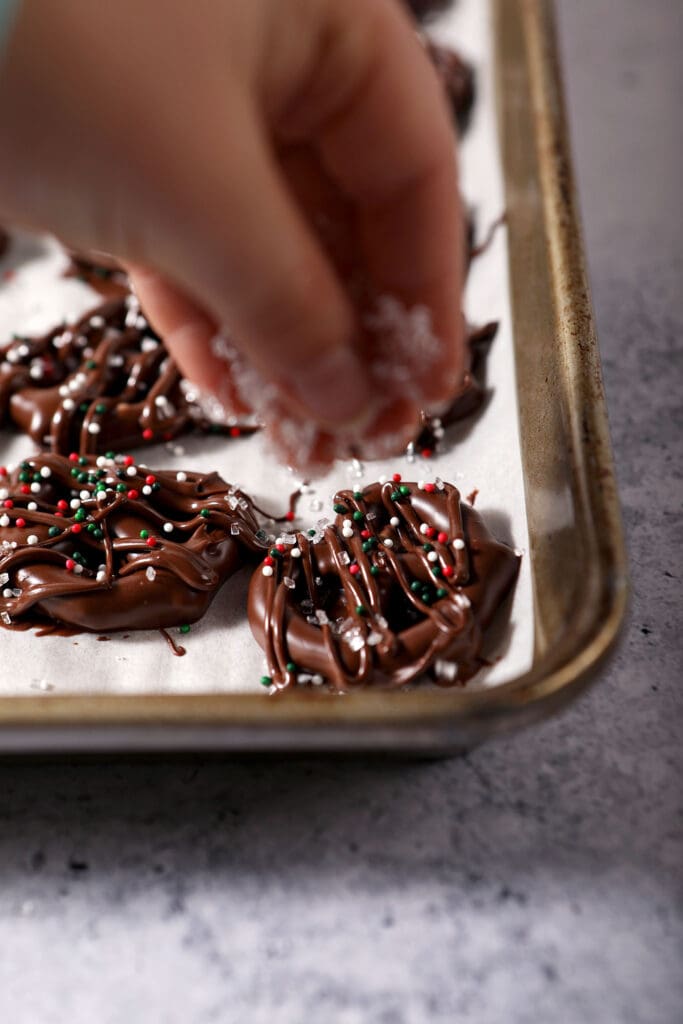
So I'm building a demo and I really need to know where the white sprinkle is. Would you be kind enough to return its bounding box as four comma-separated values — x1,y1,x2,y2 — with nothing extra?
383,538,394,548
26,534,39,545
435,659,458,682
378,475,388,485
367,631,383,647
142,485,152,496
311,674,324,686
2,589,11,599
419,523,429,535
73,564,84,575
96,570,107,583
290,547,301,558
89,315,105,329
163,523,173,534
126,466,137,477
96,491,108,502
342,528,354,539
176,472,187,483
141,336,158,352
87,422,101,435
390,517,400,528
453,538,465,550
62,398,75,411
79,490,90,501
418,480,426,490
262,565,274,577
145,566,156,582
40,466,52,479
0,515,9,528
27,502,37,512
427,551,438,562
70,499,81,510
342,519,352,530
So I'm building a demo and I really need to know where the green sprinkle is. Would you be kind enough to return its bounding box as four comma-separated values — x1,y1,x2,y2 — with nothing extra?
436,588,448,599
85,360,97,370
140,529,149,540
200,509,210,518
105,451,115,460
355,605,367,616
260,675,272,687
431,565,442,577
152,482,161,492
423,543,433,552
390,491,401,502
411,581,422,593
353,490,364,500
361,541,372,553
48,526,61,538
95,403,106,415
116,483,126,493
93,529,104,540
74,509,85,522
285,662,297,673
399,485,410,496
352,511,364,522
70,468,79,478
179,624,191,635
308,529,316,537
87,523,96,533
370,565,379,576
269,548,282,558
333,503,347,514
18,471,30,483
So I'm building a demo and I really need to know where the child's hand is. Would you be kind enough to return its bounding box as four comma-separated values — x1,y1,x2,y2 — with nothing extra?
0,0,464,468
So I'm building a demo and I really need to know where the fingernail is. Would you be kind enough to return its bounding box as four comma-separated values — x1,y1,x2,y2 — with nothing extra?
286,347,374,428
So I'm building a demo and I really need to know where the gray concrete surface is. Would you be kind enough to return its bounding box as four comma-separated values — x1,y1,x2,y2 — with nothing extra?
1,2,681,1022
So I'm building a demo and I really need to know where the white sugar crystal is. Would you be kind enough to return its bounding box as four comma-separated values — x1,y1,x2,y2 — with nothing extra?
230,523,240,536
2,589,11,599
435,659,458,682
339,551,351,565
0,573,8,586
367,631,383,646
348,634,366,652
283,576,296,589
89,315,105,328
1,612,11,625
145,567,156,582
315,610,329,626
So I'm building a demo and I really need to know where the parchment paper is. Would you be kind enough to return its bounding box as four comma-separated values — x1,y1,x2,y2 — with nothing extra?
0,0,533,696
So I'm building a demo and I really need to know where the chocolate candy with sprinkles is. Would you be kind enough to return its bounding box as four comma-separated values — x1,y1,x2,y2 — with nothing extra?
0,452,266,633
248,477,520,692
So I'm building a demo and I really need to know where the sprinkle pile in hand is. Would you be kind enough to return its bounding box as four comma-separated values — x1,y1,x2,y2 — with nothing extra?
248,475,520,692
0,452,266,633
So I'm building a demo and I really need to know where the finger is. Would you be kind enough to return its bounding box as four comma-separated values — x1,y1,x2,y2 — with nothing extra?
286,0,465,407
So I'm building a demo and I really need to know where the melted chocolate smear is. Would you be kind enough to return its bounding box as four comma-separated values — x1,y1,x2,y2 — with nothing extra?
160,628,186,657
251,487,305,525
470,213,507,261
466,489,479,506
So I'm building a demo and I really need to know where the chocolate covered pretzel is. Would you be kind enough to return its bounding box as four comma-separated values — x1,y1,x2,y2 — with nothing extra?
0,452,265,633
248,477,519,691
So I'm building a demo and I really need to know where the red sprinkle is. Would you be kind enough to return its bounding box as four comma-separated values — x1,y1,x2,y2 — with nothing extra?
230,427,241,438
360,529,371,539
276,543,286,553
142,428,154,441
71,524,82,534
263,555,274,567
123,455,135,467
442,565,454,578
392,473,402,482
424,483,436,494
127,489,139,500
0,467,7,477
421,448,433,459
15,517,26,528
57,499,68,511
55,512,63,518
145,536,157,548
68,452,79,463
65,559,76,572
20,484,30,494
284,511,294,522
145,475,156,485
425,527,436,539
437,532,448,544
3,500,13,509
349,564,360,576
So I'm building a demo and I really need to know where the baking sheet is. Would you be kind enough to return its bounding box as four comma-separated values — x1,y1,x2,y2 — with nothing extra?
0,0,533,697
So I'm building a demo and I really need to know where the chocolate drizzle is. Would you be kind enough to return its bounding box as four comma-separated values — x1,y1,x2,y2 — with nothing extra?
0,453,265,632
248,479,520,691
